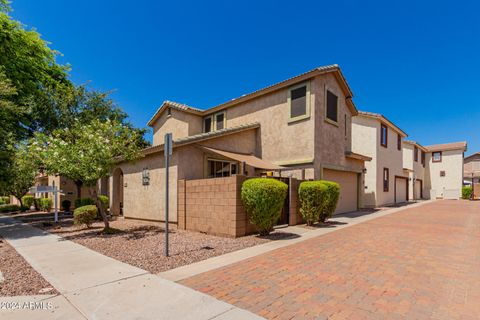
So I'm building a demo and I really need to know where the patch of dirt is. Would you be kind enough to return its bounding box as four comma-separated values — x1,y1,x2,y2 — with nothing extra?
0,237,58,296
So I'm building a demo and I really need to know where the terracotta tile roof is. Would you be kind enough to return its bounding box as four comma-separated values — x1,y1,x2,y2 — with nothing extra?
142,122,260,156
357,111,408,137
147,100,203,126
148,64,358,126
424,141,467,152
403,140,427,151
464,152,480,160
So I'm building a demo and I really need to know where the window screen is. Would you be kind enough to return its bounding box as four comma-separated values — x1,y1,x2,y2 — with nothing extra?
290,86,307,118
216,113,224,130
204,117,212,133
326,90,338,122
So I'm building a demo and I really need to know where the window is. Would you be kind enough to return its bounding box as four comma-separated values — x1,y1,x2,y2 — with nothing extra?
344,114,347,138
326,90,338,123
414,146,419,162
383,168,389,192
203,116,212,133
215,112,225,130
142,168,150,186
207,159,238,178
203,112,226,133
288,82,310,121
381,124,388,147
397,134,401,151
440,170,446,177
421,151,425,167
167,108,172,116
432,151,442,163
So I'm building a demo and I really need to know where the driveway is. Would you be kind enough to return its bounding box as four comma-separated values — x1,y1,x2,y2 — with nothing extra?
181,200,480,319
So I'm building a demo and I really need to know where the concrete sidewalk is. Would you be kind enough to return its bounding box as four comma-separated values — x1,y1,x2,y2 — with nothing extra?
160,200,434,282
0,216,263,320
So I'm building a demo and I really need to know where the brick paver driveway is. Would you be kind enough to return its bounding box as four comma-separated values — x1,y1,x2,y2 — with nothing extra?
181,200,480,319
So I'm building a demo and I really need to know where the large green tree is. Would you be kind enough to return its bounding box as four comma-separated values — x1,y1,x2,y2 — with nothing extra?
35,119,143,229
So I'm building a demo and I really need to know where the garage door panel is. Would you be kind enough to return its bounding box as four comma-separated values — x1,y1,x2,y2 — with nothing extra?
323,169,358,214
395,178,407,203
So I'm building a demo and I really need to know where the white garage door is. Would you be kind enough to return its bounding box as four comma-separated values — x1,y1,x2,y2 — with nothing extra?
414,180,422,200
323,169,358,214
395,177,408,203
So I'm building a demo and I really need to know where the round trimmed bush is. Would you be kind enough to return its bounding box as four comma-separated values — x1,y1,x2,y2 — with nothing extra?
320,181,341,222
98,195,109,210
299,181,328,226
462,186,473,199
0,204,20,213
62,199,72,212
21,195,34,209
0,196,9,204
0,198,5,205
74,205,98,228
241,178,288,235
75,198,95,208
38,198,52,212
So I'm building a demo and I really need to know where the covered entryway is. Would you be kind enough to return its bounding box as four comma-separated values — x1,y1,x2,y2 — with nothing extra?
112,168,124,216
395,176,408,203
323,169,358,214
414,179,423,200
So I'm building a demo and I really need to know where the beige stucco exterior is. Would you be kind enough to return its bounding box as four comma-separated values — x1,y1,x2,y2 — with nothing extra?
425,149,465,199
152,108,203,145
402,141,426,200
352,114,407,207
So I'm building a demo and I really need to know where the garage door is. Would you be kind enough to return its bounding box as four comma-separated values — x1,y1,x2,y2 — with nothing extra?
414,180,422,200
323,169,358,214
395,177,408,203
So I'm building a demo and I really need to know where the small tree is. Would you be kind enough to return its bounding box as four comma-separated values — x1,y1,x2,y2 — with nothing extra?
35,119,142,230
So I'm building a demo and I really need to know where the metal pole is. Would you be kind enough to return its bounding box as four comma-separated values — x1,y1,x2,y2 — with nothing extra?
53,182,58,223
164,133,172,257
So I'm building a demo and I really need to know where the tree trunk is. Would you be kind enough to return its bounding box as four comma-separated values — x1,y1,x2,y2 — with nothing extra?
75,180,83,199
92,189,109,230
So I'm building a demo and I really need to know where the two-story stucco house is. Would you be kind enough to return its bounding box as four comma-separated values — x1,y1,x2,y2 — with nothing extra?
464,152,480,184
424,142,467,199
402,140,427,201
110,65,371,229
351,111,409,207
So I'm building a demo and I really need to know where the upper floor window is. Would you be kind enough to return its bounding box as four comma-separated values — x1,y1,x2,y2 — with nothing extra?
421,151,426,167
383,168,389,192
344,114,347,138
397,134,401,151
288,82,310,121
381,124,388,147
414,146,419,162
203,111,226,133
432,151,442,163
326,90,338,123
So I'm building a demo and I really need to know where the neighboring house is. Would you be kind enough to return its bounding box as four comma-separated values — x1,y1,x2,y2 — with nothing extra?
110,65,372,232
351,111,409,207
464,152,480,184
402,140,427,201
424,142,467,199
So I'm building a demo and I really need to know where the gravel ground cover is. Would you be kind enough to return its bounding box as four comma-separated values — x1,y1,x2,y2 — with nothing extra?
18,214,295,274
0,237,58,296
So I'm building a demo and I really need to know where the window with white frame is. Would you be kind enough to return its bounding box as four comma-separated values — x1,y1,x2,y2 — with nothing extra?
288,82,310,121
207,159,238,178
203,112,226,133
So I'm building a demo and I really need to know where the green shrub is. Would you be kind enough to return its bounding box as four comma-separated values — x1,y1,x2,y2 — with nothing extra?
62,199,72,212
320,181,341,222
34,198,41,210
75,198,95,208
38,198,52,212
241,178,288,235
74,205,98,228
1,196,10,204
21,195,34,208
462,186,473,199
0,199,5,205
0,204,20,213
298,181,328,226
98,195,109,210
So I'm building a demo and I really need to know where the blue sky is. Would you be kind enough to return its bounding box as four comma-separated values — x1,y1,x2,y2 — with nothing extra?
10,0,480,154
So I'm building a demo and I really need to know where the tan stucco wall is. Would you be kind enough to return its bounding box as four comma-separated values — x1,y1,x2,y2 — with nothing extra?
152,109,203,145
402,143,426,200
464,155,480,173
352,116,378,207
425,150,464,199
217,82,315,165
352,115,405,207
